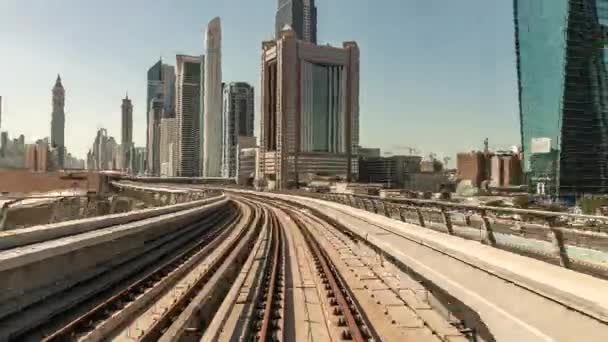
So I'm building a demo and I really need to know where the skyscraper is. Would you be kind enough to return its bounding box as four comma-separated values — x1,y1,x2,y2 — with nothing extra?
514,0,608,198
51,74,65,169
147,60,176,172
221,82,254,178
203,17,223,177
176,54,203,177
259,29,360,189
121,94,133,168
275,0,317,43
147,94,164,175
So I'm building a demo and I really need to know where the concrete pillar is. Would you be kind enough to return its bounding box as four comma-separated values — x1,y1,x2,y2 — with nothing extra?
548,218,570,268
480,210,497,246
416,208,426,227
441,207,454,235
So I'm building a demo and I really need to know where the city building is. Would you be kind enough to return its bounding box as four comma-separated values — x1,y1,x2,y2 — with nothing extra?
51,74,65,169
121,94,133,170
489,152,523,188
147,60,176,167
25,141,49,172
514,0,608,197
175,54,203,177
456,151,487,187
420,158,443,173
221,82,254,178
258,29,360,189
0,131,7,158
358,147,381,159
0,96,3,131
203,17,223,177
359,155,422,188
147,94,164,175
237,147,258,186
133,147,147,175
0,132,25,169
160,117,177,177
87,128,121,171
276,0,317,43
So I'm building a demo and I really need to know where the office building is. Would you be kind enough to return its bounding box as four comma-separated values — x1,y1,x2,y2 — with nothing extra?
359,155,422,188
221,82,254,177
276,0,317,43
237,147,258,186
176,54,203,177
160,117,178,177
147,60,176,167
203,17,223,177
259,29,360,189
514,0,608,197
25,142,50,172
457,151,487,187
51,74,65,169
489,152,522,188
358,147,381,159
147,94,164,175
121,94,133,170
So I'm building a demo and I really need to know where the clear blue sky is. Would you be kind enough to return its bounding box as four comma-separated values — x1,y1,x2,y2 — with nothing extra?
0,0,519,166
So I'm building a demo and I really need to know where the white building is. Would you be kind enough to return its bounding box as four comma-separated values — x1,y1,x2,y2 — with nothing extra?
203,17,223,177
160,118,178,177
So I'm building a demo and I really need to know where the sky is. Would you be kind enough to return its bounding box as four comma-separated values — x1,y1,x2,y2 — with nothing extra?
0,0,519,167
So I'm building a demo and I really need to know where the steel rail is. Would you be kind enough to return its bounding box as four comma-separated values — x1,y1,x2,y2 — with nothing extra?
258,211,284,342
138,201,260,342
289,210,368,342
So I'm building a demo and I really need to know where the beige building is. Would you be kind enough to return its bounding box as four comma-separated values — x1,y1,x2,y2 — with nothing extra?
160,118,178,177
258,28,359,189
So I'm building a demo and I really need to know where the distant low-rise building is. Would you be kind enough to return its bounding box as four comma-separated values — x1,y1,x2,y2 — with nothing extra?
358,147,381,159
358,155,422,188
457,151,487,187
25,142,49,172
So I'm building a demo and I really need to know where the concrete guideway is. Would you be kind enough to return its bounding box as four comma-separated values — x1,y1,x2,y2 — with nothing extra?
0,197,232,340
7,178,608,341
249,191,608,341
0,194,225,251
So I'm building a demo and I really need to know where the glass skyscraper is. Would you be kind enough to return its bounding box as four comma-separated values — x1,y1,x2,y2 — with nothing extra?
514,0,608,197
276,0,317,43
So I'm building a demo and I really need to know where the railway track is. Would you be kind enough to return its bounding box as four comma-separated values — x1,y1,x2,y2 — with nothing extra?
6,191,502,341
3,202,235,341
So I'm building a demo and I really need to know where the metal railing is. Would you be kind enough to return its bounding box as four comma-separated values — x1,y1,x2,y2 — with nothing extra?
302,192,608,279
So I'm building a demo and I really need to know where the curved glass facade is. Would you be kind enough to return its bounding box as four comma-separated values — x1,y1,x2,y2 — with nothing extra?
515,0,608,197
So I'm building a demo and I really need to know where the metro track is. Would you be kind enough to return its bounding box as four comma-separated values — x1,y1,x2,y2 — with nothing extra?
12,188,574,341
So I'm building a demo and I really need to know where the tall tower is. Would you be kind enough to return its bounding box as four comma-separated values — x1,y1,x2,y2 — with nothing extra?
203,17,223,177
176,54,203,177
514,0,608,198
275,0,317,43
121,94,133,171
51,74,65,169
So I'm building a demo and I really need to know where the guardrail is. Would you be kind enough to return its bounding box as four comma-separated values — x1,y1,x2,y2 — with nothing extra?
302,192,608,279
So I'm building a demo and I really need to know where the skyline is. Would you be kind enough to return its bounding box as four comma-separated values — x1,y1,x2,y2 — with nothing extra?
0,0,518,164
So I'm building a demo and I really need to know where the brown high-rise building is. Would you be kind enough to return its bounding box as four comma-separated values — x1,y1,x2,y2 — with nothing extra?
258,29,359,189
